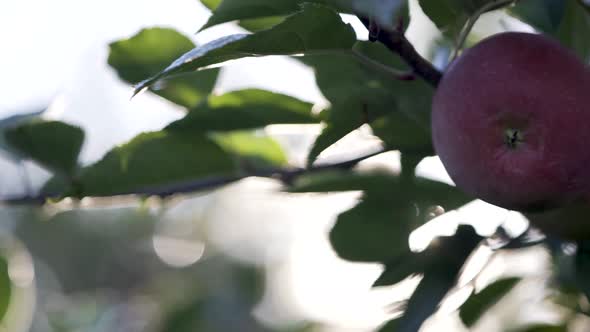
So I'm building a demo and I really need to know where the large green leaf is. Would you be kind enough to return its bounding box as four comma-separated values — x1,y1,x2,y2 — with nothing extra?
165,89,317,132
292,171,471,262
0,109,46,163
0,257,11,323
108,27,219,108
303,41,434,165
135,4,357,94
509,0,590,60
331,193,416,262
44,131,236,197
5,121,84,177
200,0,406,31
459,277,520,327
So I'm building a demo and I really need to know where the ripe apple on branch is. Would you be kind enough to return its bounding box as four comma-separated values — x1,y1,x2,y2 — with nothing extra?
432,32,590,240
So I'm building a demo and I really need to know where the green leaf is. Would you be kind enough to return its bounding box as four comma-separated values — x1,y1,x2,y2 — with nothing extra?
136,4,356,94
509,0,590,60
371,112,433,154
555,0,590,61
508,0,566,32
165,89,317,132
46,131,236,196
418,0,469,36
200,0,306,30
374,222,480,288
305,101,371,166
575,241,590,301
291,171,470,209
373,251,423,286
200,0,221,10
378,317,401,332
108,27,219,108
306,119,360,166
0,109,46,162
239,16,286,32
302,41,433,165
200,0,286,31
344,0,407,29
459,277,520,327
419,0,512,37
5,121,84,177
160,297,208,332
396,225,482,332
398,270,457,331
200,0,406,31
303,171,472,262
211,131,288,168
0,257,11,322
290,170,393,193
331,192,415,262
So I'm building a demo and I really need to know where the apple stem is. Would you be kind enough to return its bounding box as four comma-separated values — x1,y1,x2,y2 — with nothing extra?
504,128,524,149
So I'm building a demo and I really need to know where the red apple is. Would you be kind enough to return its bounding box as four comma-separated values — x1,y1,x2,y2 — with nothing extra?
432,32,590,213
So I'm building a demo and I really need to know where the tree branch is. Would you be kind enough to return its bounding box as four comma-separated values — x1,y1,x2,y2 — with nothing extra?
0,147,388,206
358,17,442,87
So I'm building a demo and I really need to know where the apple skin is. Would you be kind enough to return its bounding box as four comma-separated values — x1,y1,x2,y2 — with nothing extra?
432,32,590,214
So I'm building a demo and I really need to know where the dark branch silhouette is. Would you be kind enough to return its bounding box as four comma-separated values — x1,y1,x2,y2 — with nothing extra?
358,16,442,87
0,147,388,206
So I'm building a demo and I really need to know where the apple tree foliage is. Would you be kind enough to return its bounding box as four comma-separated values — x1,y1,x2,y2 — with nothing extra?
1,0,590,330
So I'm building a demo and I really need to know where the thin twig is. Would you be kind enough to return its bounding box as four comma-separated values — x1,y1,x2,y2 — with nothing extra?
0,147,388,206
358,16,442,87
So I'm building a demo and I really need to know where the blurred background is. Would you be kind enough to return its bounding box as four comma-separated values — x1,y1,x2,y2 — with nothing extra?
0,0,584,331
